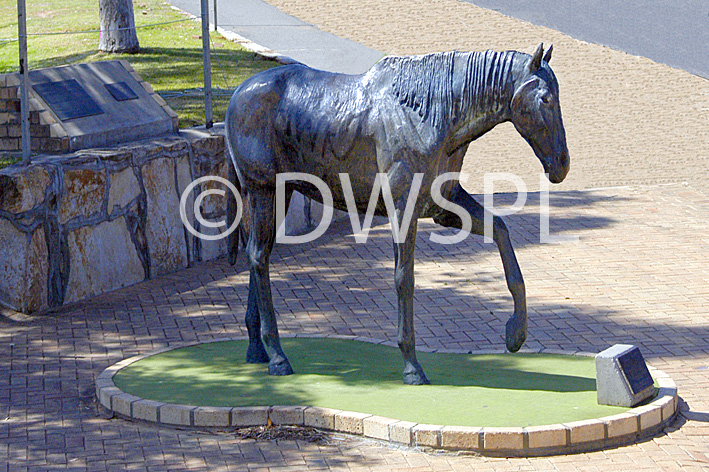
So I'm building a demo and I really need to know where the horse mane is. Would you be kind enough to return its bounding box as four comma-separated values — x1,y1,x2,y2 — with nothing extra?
389,51,456,129
387,50,519,129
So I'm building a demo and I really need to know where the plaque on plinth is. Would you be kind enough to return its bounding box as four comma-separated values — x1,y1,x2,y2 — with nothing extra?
26,60,177,152
596,344,655,407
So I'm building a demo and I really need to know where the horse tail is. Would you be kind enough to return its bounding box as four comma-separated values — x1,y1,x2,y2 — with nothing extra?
226,160,245,266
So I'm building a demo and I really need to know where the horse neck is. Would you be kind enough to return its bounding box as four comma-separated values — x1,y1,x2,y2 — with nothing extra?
448,50,522,151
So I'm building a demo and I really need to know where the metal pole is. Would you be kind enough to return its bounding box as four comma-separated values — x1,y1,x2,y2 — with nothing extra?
213,0,218,32
17,0,31,165
200,0,213,129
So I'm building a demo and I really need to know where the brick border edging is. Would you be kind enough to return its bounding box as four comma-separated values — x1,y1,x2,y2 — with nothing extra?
96,336,679,457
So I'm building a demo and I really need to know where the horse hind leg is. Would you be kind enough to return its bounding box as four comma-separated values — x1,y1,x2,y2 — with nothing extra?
244,186,294,364
434,184,527,352
244,273,269,363
246,184,294,375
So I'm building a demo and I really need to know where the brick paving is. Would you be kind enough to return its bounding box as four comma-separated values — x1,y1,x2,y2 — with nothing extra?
2,0,709,470
2,183,709,471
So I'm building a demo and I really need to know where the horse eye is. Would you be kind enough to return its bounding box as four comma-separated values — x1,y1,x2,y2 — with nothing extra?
541,94,553,105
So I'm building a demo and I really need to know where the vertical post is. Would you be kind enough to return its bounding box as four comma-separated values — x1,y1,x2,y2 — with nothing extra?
213,0,218,32
200,0,213,129
17,0,31,165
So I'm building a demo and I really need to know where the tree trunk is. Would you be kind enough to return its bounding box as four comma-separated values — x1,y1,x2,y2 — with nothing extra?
99,0,140,53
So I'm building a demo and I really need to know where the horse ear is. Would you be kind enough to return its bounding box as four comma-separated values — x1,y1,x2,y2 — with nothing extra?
528,43,544,72
543,44,553,63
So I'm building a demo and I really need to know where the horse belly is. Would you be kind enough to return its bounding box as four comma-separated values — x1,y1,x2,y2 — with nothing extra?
272,97,387,212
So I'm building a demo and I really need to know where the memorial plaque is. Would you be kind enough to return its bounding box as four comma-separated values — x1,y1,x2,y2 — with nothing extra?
26,61,177,152
596,344,655,407
33,79,104,121
617,347,653,395
105,82,138,102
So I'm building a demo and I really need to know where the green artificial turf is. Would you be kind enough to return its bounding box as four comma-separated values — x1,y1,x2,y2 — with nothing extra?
114,338,636,427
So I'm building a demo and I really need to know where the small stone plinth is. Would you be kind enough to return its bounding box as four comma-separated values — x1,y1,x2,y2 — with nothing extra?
596,344,655,407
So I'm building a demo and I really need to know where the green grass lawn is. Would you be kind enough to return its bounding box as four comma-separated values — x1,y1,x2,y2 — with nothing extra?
114,338,636,428
0,0,278,129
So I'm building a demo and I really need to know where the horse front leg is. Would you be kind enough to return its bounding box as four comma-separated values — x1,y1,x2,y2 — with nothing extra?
435,184,527,352
247,185,294,375
392,216,430,385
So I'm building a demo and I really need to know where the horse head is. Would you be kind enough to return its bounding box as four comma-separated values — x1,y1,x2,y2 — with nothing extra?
511,44,570,184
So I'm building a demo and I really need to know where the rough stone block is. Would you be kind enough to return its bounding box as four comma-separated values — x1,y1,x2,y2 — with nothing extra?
363,416,397,440
231,406,268,427
526,424,568,449
601,413,638,438
65,217,145,304
0,165,51,213
413,424,442,448
564,419,605,444
483,427,525,450
389,420,416,445
304,407,341,430
133,400,162,422
58,167,106,224
194,407,231,427
334,411,371,435
0,222,47,313
440,426,481,450
269,406,306,425
159,404,195,426
108,167,140,213
142,157,188,276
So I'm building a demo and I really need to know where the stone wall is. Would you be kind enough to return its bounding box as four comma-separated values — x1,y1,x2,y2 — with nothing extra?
0,127,231,314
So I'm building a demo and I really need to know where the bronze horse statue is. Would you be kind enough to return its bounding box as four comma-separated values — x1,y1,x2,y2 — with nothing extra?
225,43,569,384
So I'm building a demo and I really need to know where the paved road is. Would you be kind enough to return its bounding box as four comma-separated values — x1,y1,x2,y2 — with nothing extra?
169,0,384,73
461,0,709,78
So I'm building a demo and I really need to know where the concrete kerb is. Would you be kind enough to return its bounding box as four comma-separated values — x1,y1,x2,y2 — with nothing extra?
96,336,679,457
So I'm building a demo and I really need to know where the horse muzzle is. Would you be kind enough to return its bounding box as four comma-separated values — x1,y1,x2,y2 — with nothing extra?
545,151,569,184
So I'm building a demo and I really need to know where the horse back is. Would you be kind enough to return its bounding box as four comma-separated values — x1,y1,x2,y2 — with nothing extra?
227,65,386,195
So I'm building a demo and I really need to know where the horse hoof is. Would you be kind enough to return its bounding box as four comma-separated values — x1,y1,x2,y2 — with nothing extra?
268,358,294,376
505,317,527,352
246,342,270,364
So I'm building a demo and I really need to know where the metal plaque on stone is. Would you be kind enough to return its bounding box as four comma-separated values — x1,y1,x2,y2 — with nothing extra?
33,79,104,121
596,344,655,407
617,347,654,395
105,82,139,102
27,61,177,152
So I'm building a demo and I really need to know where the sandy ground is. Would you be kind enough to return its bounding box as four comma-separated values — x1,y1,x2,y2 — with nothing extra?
267,0,709,194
